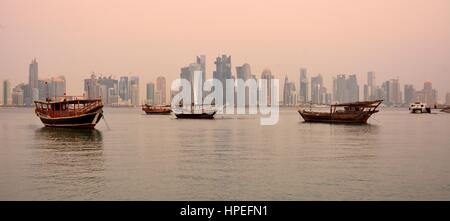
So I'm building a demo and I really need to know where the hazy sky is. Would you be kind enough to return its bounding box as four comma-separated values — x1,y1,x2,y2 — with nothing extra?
1,0,449,101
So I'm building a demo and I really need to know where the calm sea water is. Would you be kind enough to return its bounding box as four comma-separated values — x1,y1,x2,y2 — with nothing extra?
0,107,449,200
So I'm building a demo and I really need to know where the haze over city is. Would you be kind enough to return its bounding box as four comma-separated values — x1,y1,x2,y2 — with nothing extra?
1,0,450,101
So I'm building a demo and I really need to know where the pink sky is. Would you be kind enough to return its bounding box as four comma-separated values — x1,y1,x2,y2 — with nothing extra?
1,0,449,101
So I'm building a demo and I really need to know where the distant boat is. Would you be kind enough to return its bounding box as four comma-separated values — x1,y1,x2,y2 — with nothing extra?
298,100,383,124
173,103,216,119
142,104,171,115
409,102,431,114
34,97,103,128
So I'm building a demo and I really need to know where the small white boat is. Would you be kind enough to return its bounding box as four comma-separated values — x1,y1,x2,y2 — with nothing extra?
409,102,431,114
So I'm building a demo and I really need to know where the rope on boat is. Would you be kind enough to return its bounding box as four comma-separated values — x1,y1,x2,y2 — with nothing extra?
102,114,111,130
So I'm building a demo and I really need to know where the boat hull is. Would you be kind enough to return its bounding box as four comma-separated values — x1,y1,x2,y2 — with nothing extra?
410,108,431,114
441,108,450,113
143,109,172,115
37,110,103,128
298,110,374,124
175,112,216,119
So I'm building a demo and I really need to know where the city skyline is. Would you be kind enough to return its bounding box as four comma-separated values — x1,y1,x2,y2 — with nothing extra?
1,57,450,106
1,0,449,101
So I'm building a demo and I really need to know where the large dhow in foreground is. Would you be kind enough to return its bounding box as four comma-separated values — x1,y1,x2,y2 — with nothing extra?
298,100,383,124
34,97,104,128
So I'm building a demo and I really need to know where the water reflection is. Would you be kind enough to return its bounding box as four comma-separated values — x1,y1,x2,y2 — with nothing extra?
31,127,105,200
35,127,103,144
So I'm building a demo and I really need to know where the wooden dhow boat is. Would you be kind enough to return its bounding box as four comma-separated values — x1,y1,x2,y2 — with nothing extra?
142,104,172,115
34,97,104,128
298,100,383,124
173,103,216,119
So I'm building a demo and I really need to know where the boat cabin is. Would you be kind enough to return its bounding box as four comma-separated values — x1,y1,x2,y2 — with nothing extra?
34,98,103,118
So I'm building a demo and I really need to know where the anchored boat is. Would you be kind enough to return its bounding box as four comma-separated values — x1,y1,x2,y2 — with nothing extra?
34,97,103,128
142,104,172,115
298,100,383,124
173,103,216,119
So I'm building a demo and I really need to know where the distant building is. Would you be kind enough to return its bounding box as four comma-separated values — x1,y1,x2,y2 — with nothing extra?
181,62,202,103
261,69,275,105
130,76,140,106
130,84,139,106
27,58,38,105
196,55,206,88
333,74,346,103
12,84,25,105
236,63,252,81
37,76,66,100
283,76,296,105
311,74,323,104
119,76,129,102
404,84,416,104
414,81,437,105
333,74,359,103
84,74,104,101
236,63,252,106
156,76,166,105
298,68,308,103
29,59,39,89
381,79,402,105
37,80,48,100
363,72,376,101
347,75,359,102
2,80,11,105
213,55,233,104
97,76,119,105
146,82,155,105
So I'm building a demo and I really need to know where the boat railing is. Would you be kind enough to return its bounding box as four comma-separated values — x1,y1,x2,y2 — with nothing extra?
35,99,103,118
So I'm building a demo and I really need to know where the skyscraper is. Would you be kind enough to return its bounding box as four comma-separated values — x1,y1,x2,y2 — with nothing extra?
130,84,139,106
47,76,66,98
146,82,155,105
26,58,39,105
298,68,308,103
333,74,359,103
381,79,402,105
98,76,119,105
414,81,437,105
311,74,323,104
404,84,416,104
156,76,166,105
347,74,359,102
180,63,201,103
236,63,252,81
213,55,232,104
390,79,401,105
283,76,297,105
29,58,38,90
12,84,25,105
119,76,129,102
84,74,103,100
333,74,347,103
130,76,140,106
261,69,274,105
236,63,252,107
196,55,206,84
2,80,11,105
364,71,376,101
